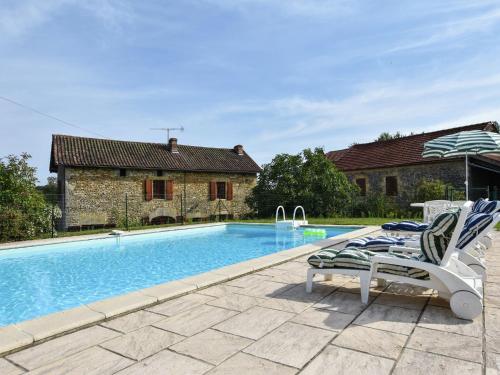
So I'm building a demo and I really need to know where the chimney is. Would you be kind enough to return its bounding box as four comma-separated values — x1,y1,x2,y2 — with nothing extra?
233,144,244,155
168,138,179,153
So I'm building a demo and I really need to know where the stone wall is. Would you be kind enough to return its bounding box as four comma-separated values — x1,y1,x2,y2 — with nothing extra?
344,160,465,205
60,167,257,229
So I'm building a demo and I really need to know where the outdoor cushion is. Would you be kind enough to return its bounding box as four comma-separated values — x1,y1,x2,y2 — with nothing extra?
472,199,500,214
420,211,459,264
382,221,428,232
307,247,430,280
346,235,407,252
307,248,341,268
457,212,494,249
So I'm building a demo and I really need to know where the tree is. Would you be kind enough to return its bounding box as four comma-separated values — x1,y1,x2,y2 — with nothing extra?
38,176,58,203
0,153,59,242
247,148,358,217
375,132,405,142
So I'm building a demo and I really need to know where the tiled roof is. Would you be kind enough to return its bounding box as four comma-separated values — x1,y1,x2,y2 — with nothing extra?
326,121,499,171
50,135,262,173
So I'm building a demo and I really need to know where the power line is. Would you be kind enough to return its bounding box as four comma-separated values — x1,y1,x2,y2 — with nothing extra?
0,95,108,138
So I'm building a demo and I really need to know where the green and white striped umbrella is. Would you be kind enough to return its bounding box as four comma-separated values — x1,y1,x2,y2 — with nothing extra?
422,130,500,199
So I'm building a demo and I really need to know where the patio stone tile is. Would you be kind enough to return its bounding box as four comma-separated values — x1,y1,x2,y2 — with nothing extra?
28,347,134,375
14,305,104,341
225,274,270,288
6,325,120,370
116,350,212,375
0,325,33,355
338,280,386,296
301,345,394,375
313,291,374,315
100,310,164,333
418,305,483,337
170,329,252,365
0,358,24,375
486,307,500,336
207,293,260,312
353,303,420,335
276,282,334,303
86,291,157,319
486,352,500,375
407,327,482,363
100,326,183,360
140,280,196,301
256,268,306,284
179,271,228,289
146,293,214,317
428,294,450,308
207,352,297,375
333,325,406,359
392,348,481,375
235,279,295,298
196,285,241,298
291,307,355,332
214,306,294,340
486,334,500,354
270,261,308,275
257,297,313,314
486,282,500,297
486,294,500,309
153,305,238,336
374,293,428,310
383,283,433,296
243,322,336,368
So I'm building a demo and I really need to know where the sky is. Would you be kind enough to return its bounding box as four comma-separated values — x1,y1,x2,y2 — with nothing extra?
1,0,500,182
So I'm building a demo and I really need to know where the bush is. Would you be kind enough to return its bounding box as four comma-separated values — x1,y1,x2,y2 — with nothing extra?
415,179,447,202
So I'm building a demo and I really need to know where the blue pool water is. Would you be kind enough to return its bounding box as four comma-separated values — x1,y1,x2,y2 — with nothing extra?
0,224,359,326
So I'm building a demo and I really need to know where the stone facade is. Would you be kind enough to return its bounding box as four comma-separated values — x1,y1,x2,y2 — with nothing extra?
58,167,257,229
343,160,466,205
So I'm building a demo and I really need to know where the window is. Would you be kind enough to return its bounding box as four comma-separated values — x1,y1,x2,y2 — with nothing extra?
153,180,165,199
217,182,226,199
385,176,398,196
355,178,367,196
119,169,127,177
157,170,163,177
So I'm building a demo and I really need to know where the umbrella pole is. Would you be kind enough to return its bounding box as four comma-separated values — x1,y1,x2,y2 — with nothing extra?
465,151,469,200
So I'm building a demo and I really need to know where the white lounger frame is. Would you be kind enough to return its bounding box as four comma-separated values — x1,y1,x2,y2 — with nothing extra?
306,202,484,319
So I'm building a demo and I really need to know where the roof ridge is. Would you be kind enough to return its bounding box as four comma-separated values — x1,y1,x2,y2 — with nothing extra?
52,134,237,151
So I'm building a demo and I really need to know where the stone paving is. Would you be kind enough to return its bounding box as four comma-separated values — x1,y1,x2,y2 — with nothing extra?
0,232,499,374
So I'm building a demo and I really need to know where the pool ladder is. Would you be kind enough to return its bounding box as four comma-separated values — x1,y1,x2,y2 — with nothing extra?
275,206,308,230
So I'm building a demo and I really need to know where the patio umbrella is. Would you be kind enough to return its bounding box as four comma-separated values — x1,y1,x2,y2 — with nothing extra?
422,130,500,200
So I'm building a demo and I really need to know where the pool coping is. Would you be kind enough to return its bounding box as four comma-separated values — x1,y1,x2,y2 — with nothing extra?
0,224,378,356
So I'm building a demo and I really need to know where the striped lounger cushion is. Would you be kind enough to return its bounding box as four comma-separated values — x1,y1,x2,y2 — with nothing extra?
382,221,428,231
307,247,430,280
346,236,407,252
472,199,500,214
456,212,493,249
420,211,459,264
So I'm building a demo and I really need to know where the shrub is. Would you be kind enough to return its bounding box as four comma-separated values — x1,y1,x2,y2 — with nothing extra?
415,179,447,202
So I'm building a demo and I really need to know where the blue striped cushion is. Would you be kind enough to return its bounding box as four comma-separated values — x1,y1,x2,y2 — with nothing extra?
457,213,493,249
420,211,459,264
472,199,500,214
346,236,406,252
307,249,342,268
382,221,428,231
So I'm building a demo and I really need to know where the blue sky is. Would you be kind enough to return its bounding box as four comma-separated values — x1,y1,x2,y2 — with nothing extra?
2,0,500,182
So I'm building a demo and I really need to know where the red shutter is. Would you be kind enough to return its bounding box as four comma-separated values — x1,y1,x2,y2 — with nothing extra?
209,180,216,201
145,179,153,201
226,181,233,201
166,180,174,201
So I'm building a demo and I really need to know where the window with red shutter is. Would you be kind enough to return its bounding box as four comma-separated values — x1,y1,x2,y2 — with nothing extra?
145,179,153,201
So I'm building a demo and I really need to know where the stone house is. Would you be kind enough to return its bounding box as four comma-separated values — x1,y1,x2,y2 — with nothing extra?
50,135,261,230
326,121,500,204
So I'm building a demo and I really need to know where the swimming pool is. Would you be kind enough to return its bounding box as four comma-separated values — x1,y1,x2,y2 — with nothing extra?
0,224,359,326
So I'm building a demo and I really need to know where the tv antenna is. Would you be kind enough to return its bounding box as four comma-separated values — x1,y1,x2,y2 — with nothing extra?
150,126,184,142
